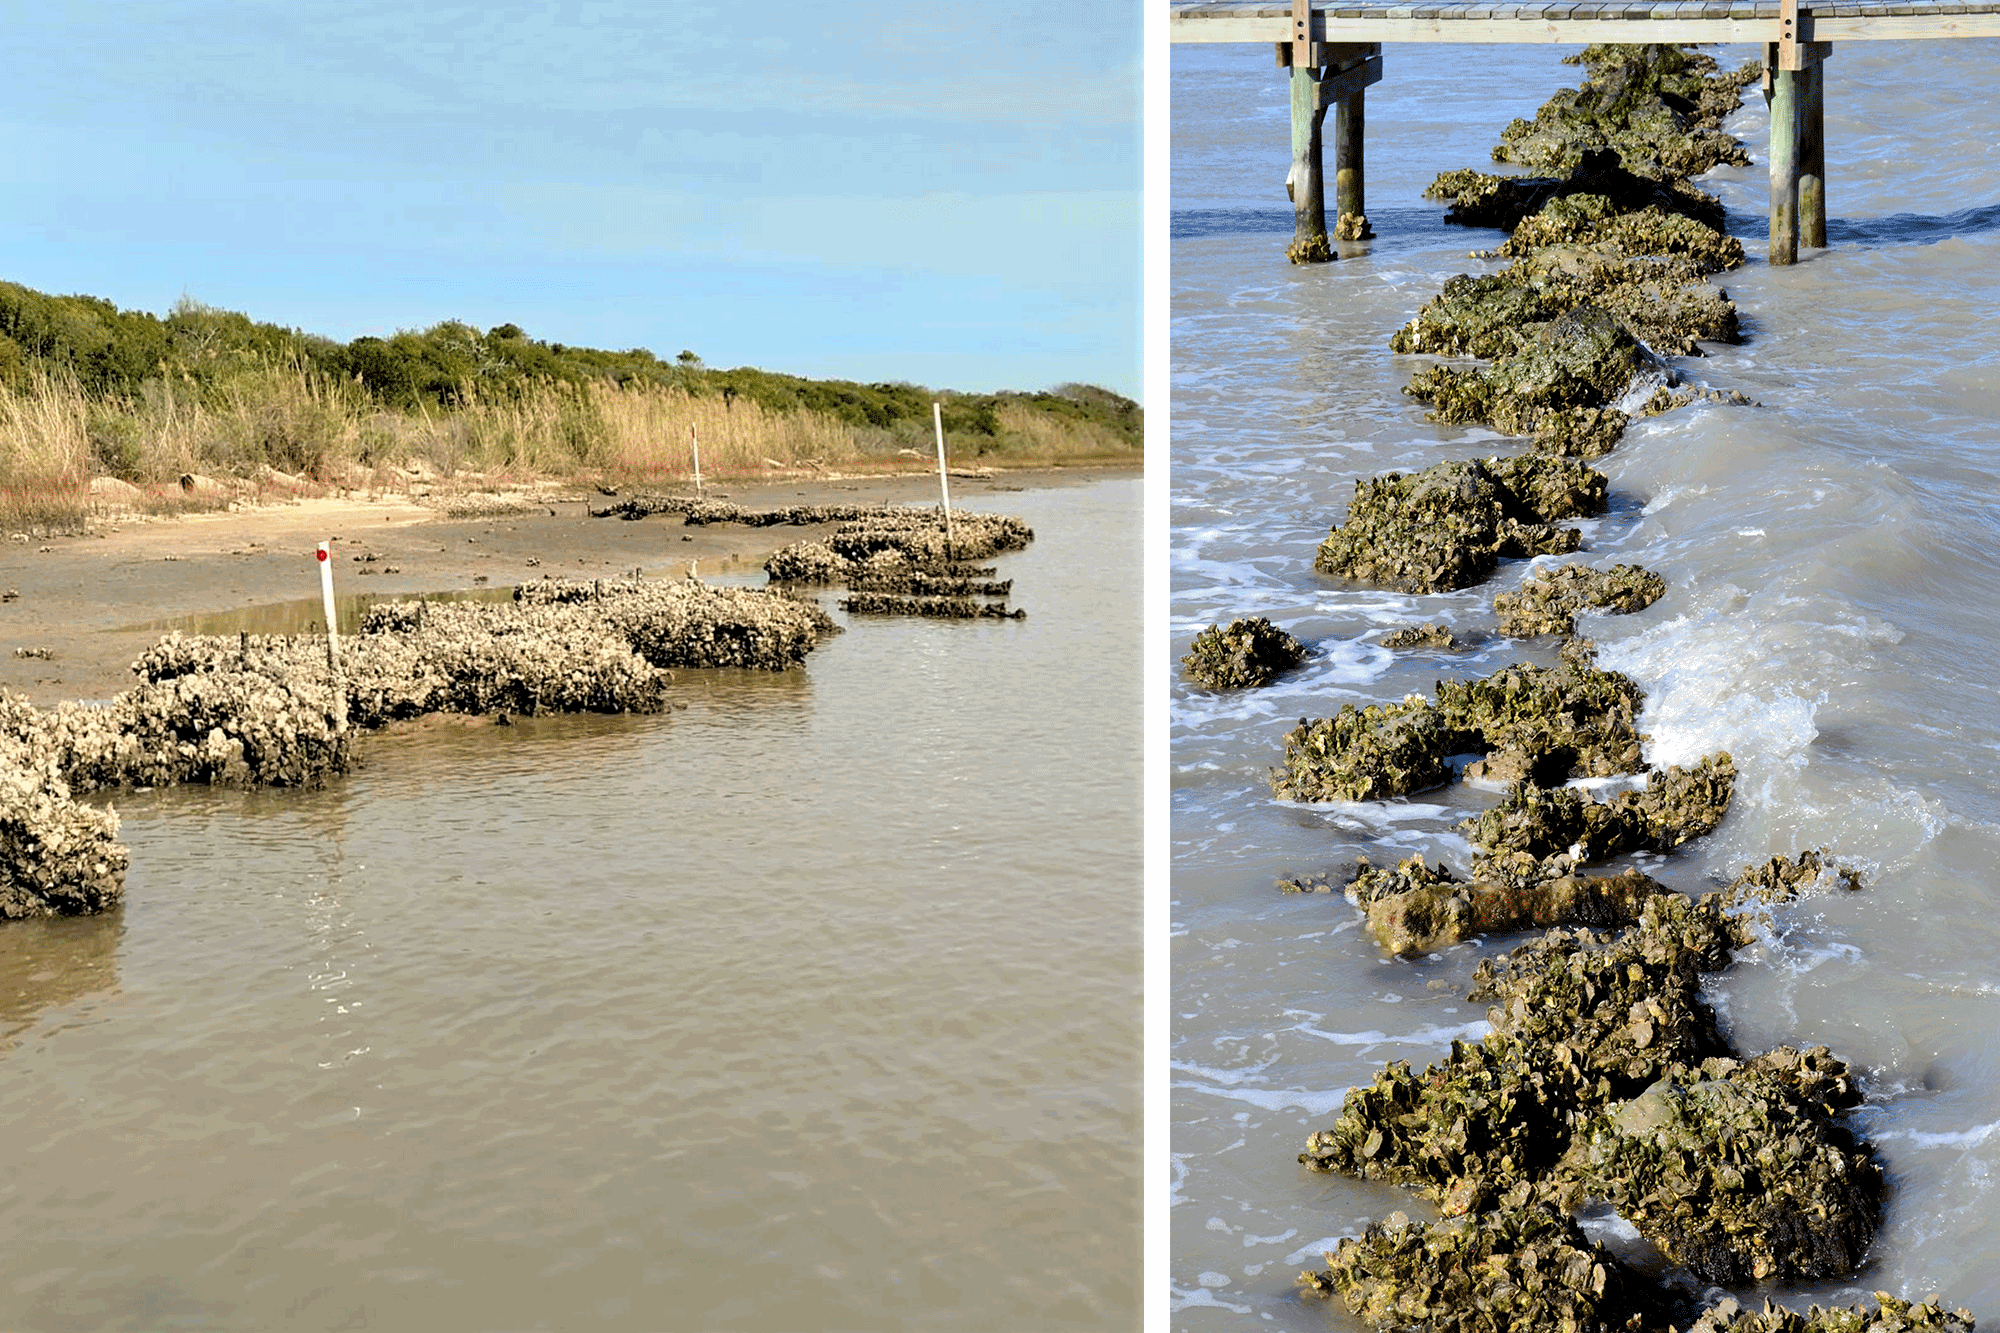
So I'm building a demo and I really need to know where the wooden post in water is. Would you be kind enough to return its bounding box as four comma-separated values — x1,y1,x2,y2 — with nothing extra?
1333,76,1370,240
1285,0,1333,265
690,422,704,499
1767,49,1803,266
1801,58,1827,249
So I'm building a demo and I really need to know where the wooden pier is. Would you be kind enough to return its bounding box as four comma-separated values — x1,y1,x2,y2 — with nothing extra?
1171,0,2000,263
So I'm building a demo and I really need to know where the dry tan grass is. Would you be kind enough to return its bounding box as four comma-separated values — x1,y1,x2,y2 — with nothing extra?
0,366,1134,523
0,371,91,531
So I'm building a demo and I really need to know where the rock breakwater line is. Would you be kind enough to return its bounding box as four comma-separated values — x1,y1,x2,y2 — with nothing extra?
0,578,836,919
1262,42,1975,1330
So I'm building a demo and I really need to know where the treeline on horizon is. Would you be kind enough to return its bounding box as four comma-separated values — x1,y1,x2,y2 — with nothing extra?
0,280,1139,510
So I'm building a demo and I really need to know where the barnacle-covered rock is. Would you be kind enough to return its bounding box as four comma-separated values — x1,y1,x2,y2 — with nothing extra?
1562,1055,1884,1285
1180,617,1306,689
1531,406,1633,460
1298,1203,1655,1333
1437,660,1647,782
1300,1035,1597,1210
1314,455,1605,594
1270,697,1463,802
1496,562,1667,637
1460,753,1735,862
1686,1292,1976,1332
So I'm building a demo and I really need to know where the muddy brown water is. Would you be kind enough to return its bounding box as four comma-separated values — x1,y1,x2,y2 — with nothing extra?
1174,39,2000,1329
0,476,1139,1331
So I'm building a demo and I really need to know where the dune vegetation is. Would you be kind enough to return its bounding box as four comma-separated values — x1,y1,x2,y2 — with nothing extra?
0,281,1142,531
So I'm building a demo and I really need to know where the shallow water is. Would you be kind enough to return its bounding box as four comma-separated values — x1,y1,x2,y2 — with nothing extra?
0,476,1139,1331
1172,40,2000,1327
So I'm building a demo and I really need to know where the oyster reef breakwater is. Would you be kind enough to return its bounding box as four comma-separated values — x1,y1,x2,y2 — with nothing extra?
1173,35,2000,1332
0,471,1139,1330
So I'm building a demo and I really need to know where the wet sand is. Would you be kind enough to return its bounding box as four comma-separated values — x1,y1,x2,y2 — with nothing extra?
0,467,1118,707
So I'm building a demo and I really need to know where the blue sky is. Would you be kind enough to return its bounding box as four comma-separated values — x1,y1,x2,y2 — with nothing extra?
0,1,1141,399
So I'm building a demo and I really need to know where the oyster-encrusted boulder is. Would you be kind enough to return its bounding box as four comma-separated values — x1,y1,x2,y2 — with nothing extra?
1389,273,1580,360
1405,304,1654,437
766,510,1033,582
1298,1204,1655,1333
1493,196,1745,274
1496,562,1667,637
1470,892,1743,1092
1686,1292,1976,1333
1459,753,1736,862
1720,848,1863,909
1492,44,1758,180
0,696,128,918
1381,622,1462,651
1355,855,1670,956
1563,1055,1883,1285
1270,697,1462,802
1314,455,1605,593
1301,1035,1597,1211
1180,617,1305,689
1437,660,1647,781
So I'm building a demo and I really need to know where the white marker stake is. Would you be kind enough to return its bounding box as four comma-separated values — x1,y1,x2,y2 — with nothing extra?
317,540,347,732
932,401,955,557
316,541,339,667
690,423,703,499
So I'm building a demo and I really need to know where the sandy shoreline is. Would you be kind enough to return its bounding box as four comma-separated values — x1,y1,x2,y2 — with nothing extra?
0,465,1127,708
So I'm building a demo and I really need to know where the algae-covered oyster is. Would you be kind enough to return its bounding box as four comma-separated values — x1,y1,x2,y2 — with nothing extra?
1180,617,1305,689
1496,562,1667,638
1460,753,1735,862
1298,1203,1655,1333
1563,1055,1884,1285
1270,697,1461,803
1314,455,1606,594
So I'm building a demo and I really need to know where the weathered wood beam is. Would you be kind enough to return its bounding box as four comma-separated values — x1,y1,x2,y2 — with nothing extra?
1174,11,2000,44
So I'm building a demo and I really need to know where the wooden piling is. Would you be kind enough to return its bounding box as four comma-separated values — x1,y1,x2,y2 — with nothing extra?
1768,65,1802,266
1801,59,1827,249
1333,86,1370,240
1288,63,1333,263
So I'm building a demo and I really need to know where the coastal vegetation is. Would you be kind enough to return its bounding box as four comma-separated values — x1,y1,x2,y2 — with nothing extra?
0,281,1141,530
